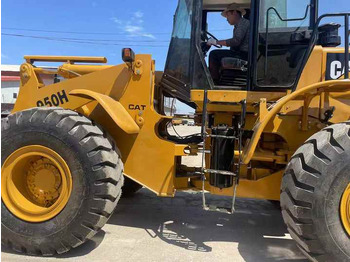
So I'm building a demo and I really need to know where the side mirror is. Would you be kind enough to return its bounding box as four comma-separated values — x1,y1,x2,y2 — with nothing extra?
122,48,135,64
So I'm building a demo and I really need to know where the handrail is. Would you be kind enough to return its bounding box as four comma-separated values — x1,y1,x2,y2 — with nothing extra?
24,55,107,64
344,15,349,79
243,79,350,164
293,12,350,91
315,13,349,80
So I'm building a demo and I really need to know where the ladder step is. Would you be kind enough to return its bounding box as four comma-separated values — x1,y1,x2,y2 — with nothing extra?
205,134,238,139
208,101,241,105
204,169,237,176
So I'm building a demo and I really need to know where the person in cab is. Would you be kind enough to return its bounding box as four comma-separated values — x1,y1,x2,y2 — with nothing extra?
207,3,250,85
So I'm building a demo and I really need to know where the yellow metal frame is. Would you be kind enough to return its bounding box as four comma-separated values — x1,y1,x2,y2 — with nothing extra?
242,79,350,164
190,170,283,200
9,45,350,201
191,80,350,165
189,46,350,199
13,55,188,197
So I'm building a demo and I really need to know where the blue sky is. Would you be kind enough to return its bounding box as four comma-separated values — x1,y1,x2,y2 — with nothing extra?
1,0,178,69
1,0,349,113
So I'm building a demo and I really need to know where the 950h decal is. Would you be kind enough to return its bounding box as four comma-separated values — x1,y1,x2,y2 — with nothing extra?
36,90,69,107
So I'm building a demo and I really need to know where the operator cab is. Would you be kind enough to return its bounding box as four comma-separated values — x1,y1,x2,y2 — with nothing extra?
201,1,251,89
160,0,319,104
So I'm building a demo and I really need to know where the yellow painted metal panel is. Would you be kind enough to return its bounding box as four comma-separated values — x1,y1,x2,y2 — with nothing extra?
190,171,281,200
13,55,183,197
236,171,283,200
70,89,140,134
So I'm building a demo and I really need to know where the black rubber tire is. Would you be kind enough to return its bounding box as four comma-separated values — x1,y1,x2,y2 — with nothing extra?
281,122,350,262
1,107,124,256
122,177,143,198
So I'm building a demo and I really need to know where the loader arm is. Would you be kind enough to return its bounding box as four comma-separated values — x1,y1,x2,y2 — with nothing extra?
12,57,141,135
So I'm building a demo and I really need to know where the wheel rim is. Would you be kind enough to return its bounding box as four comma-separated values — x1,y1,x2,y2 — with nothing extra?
1,145,72,222
340,183,350,236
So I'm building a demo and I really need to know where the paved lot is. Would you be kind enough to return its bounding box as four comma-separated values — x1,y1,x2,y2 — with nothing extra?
1,126,308,262
1,190,307,262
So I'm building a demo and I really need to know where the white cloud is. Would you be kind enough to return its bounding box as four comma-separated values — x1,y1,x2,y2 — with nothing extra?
1,53,8,59
124,25,143,33
141,33,155,39
110,10,155,39
123,25,155,39
133,11,144,18
110,17,122,24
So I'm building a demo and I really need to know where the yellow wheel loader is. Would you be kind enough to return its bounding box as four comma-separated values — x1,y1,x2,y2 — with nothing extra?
1,0,350,261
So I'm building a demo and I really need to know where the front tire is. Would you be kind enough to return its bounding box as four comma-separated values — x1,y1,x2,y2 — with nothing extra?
281,122,350,261
1,107,124,256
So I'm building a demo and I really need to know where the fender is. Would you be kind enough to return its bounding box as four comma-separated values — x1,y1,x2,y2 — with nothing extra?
70,89,140,134
242,79,350,164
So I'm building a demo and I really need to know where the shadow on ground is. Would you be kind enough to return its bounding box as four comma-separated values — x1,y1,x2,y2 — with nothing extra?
1,188,308,261
108,189,308,262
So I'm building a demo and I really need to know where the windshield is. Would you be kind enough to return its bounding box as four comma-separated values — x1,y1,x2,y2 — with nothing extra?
259,0,311,31
164,0,193,86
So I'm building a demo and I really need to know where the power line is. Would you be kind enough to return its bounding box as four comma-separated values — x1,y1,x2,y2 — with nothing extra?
2,27,172,36
52,36,170,43
2,33,170,43
2,27,231,36
2,33,169,47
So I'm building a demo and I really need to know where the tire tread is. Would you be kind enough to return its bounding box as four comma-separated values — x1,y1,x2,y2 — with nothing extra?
1,107,124,256
281,121,350,261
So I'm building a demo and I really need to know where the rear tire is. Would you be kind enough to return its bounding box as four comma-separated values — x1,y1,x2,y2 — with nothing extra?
1,107,124,256
281,122,350,261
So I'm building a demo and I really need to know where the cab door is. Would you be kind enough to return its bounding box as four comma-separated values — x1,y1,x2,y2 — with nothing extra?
249,0,316,91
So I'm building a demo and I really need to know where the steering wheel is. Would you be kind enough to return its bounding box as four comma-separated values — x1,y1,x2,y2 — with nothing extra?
201,30,222,55
204,30,222,48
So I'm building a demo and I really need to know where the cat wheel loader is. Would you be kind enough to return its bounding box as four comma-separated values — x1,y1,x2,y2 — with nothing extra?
1,0,350,261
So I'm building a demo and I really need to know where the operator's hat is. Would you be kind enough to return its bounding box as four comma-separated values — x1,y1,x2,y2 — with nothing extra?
221,3,246,17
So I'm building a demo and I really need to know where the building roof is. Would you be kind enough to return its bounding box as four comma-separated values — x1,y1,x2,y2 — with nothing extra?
1,65,21,72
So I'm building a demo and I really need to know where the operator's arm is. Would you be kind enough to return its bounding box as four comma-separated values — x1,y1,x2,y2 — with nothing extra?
217,19,249,47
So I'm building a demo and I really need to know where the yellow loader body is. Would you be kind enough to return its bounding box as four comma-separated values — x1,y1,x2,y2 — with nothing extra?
12,46,349,200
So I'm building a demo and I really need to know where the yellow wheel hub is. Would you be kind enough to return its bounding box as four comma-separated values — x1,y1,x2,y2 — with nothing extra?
340,183,350,236
26,158,62,207
1,145,72,222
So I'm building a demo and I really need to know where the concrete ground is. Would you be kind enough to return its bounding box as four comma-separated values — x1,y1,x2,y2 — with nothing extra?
1,126,308,262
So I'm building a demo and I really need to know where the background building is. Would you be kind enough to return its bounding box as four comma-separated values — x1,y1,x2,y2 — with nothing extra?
1,65,21,115
1,65,20,104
